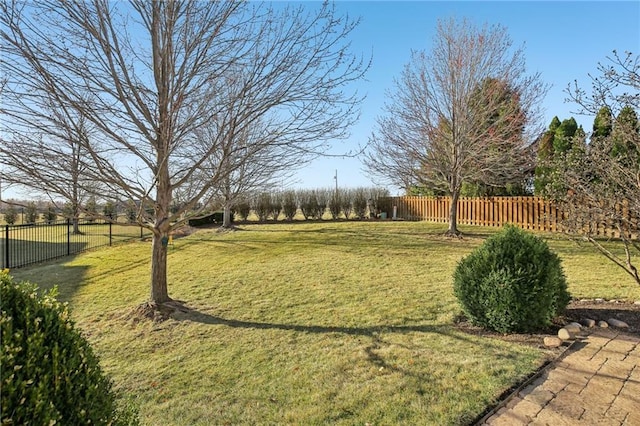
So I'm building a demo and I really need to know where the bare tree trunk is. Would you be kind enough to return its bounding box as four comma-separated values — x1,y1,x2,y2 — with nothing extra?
150,229,170,304
149,216,171,304
222,204,233,228
150,156,172,304
447,190,460,236
72,196,81,234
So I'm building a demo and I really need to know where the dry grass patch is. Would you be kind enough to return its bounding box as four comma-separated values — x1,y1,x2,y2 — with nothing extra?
11,221,639,425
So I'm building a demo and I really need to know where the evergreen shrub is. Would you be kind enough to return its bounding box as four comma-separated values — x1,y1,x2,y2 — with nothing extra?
0,272,138,425
453,225,570,333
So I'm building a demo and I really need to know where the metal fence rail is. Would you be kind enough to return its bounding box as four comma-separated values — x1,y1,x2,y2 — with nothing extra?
1,219,148,269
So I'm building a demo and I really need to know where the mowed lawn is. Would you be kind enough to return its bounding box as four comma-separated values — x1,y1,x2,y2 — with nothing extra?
10,221,640,425
1,222,150,269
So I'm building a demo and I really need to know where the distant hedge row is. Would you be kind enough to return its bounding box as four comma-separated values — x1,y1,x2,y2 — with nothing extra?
227,187,391,222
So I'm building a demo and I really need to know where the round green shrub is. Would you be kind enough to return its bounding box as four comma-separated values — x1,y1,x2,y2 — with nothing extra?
0,271,138,425
453,225,570,333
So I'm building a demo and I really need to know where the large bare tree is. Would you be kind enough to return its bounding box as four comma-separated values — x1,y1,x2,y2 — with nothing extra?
557,51,640,285
0,0,367,308
185,65,317,229
0,95,98,234
363,18,548,235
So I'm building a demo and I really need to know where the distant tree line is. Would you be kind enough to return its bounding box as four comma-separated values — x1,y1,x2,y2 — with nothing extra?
1,197,135,226
1,187,393,226
205,186,391,222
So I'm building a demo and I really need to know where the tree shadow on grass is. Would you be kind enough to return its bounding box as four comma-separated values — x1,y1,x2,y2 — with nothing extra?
10,263,91,302
1,239,89,269
160,301,539,394
10,255,149,304
168,301,524,354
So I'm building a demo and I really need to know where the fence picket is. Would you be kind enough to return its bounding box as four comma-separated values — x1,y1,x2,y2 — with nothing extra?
0,219,149,270
387,195,637,238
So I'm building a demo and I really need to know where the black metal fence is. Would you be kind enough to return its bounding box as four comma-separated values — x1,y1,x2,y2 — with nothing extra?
1,219,150,269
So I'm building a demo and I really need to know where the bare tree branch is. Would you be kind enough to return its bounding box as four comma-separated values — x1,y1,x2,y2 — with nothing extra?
0,0,367,305
363,18,548,235
553,52,640,285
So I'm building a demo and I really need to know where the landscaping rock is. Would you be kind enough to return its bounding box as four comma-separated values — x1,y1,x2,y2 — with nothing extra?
580,318,596,328
544,336,563,348
558,328,575,340
607,318,629,328
597,321,608,328
564,322,582,333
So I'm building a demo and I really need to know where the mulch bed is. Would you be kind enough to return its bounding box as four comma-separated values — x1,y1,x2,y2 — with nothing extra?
561,298,640,335
454,299,640,352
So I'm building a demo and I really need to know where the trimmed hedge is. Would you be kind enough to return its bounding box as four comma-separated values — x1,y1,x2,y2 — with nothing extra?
0,272,138,425
453,225,570,333
187,211,233,227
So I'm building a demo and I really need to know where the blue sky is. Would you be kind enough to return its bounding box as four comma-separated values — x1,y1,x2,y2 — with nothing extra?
293,1,640,194
2,1,638,201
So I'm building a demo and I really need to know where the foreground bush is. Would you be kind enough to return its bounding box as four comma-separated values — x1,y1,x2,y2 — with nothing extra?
453,225,570,333
0,272,138,425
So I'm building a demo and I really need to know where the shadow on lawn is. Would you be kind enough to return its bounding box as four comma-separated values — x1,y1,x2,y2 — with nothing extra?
10,263,91,302
1,239,89,269
176,226,471,253
177,307,444,336
11,255,149,303
170,302,519,354
166,303,528,387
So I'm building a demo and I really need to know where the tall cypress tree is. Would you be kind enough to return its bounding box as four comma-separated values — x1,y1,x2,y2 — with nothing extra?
534,116,582,196
611,105,640,161
537,116,560,161
592,106,613,141
553,118,578,153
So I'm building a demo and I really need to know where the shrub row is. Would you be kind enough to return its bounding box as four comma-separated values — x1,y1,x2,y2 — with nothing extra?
228,187,392,222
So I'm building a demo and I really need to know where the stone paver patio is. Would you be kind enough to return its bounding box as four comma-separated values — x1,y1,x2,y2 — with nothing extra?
479,328,640,425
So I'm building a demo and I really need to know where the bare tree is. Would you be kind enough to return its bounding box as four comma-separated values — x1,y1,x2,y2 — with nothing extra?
0,98,98,234
558,51,640,285
0,1,367,308
187,70,303,229
363,18,548,235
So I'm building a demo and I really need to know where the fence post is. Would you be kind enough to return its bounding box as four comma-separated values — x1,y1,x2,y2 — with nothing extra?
109,221,113,246
4,225,9,269
67,218,71,256
140,225,143,239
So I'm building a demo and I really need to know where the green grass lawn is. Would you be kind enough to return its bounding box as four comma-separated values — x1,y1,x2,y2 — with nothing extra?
1,222,149,268
10,221,640,425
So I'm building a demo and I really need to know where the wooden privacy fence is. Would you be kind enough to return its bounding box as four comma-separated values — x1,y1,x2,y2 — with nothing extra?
389,196,563,233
